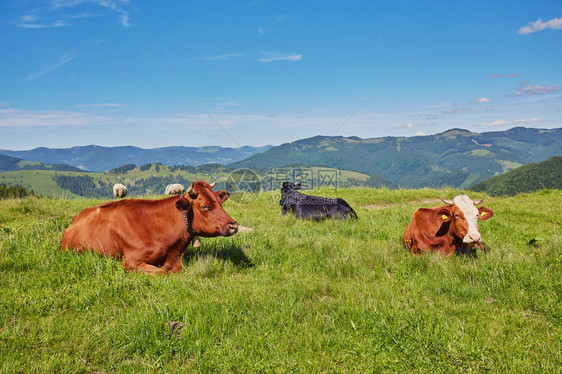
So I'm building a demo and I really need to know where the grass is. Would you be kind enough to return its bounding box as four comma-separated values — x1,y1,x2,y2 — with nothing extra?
0,170,80,198
0,188,560,373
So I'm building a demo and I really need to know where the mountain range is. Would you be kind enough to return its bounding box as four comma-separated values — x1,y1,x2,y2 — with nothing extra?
1,127,560,189
230,127,562,188
0,145,272,172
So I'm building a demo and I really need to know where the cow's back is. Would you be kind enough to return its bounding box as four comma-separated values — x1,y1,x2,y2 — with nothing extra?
405,207,453,254
61,201,126,257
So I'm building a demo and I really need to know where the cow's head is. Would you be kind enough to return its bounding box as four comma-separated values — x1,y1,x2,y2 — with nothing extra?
279,182,302,206
439,195,494,243
280,181,301,193
176,180,238,237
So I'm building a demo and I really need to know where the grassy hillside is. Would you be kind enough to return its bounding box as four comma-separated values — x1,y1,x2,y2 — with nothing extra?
0,164,226,198
0,154,82,172
0,188,560,372
230,127,562,188
471,156,562,196
0,164,372,198
0,170,82,198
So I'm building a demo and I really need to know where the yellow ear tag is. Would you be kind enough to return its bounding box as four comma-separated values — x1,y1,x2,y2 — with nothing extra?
480,212,487,217
441,214,448,220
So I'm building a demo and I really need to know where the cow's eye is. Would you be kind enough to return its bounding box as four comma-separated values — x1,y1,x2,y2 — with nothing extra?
201,205,209,211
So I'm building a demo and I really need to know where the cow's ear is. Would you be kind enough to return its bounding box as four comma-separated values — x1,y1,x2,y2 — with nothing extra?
176,196,192,212
185,183,198,200
217,190,230,203
478,207,493,220
437,207,452,222
295,182,302,190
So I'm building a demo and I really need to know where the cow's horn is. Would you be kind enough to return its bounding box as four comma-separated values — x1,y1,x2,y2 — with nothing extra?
440,197,453,205
186,183,193,194
474,198,484,205
209,182,216,188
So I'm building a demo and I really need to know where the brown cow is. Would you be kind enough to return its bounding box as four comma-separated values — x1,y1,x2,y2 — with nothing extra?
402,195,493,256
61,180,238,273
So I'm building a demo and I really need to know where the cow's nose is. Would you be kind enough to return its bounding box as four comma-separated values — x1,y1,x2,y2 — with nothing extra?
222,222,238,236
468,233,481,242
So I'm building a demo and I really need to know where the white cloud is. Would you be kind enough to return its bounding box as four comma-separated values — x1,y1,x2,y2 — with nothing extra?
18,0,132,29
483,117,543,127
21,15,38,22
260,53,302,63
474,97,491,103
53,20,70,27
513,83,560,96
86,0,132,27
63,13,101,19
416,131,427,136
119,13,130,27
27,52,75,80
0,101,9,108
17,23,47,29
17,19,71,28
518,17,562,35
406,123,413,128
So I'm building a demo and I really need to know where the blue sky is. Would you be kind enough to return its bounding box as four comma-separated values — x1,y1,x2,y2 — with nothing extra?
1,0,561,149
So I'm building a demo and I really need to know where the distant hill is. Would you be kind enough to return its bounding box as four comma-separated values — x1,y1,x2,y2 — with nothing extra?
230,127,562,189
470,156,562,196
0,154,82,172
0,162,371,198
0,144,272,172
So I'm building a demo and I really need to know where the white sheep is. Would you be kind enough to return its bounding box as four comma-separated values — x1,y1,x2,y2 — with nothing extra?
113,183,127,198
165,183,185,195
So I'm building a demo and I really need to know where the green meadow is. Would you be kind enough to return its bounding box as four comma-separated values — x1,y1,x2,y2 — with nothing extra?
0,165,370,199
0,188,560,373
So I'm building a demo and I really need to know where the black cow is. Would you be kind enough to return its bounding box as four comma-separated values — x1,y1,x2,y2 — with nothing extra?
279,182,358,220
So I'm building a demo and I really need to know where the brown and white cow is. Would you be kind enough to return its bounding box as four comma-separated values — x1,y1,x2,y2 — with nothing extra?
402,195,493,256
61,180,238,273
